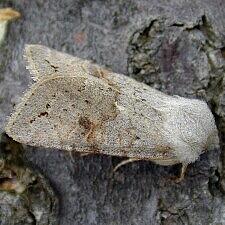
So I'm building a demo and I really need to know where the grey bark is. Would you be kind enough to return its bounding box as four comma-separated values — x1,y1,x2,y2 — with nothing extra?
0,0,225,224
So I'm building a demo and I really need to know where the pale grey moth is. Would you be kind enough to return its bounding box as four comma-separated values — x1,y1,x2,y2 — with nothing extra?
5,44,219,181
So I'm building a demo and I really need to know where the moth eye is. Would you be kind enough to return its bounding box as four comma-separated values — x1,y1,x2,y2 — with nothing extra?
63,108,67,111
84,100,89,104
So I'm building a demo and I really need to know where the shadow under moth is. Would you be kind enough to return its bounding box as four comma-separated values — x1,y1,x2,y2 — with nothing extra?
5,45,219,182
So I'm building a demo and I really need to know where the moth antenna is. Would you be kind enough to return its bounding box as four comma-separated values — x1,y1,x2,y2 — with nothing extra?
113,158,141,172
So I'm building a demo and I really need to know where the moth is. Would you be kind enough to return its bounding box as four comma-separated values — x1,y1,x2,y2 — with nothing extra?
5,44,219,181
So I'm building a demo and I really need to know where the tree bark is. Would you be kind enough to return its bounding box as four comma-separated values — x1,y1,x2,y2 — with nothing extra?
0,0,225,224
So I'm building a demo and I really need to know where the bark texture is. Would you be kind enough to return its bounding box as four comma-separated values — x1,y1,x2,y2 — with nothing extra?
0,0,225,224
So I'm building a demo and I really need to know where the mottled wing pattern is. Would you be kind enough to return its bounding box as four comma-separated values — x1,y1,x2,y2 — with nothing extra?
24,44,105,81
6,45,177,162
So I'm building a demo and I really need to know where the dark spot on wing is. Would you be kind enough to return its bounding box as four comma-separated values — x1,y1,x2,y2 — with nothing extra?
79,116,92,131
38,112,49,117
30,118,35,123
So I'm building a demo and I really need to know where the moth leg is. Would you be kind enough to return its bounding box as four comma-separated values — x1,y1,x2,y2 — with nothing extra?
113,158,141,172
0,159,5,172
67,151,76,164
175,163,188,183
80,152,92,157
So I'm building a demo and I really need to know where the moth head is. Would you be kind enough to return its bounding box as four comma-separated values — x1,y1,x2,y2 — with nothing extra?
164,97,219,164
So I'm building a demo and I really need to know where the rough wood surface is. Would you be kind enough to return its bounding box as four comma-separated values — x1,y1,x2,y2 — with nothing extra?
0,0,225,224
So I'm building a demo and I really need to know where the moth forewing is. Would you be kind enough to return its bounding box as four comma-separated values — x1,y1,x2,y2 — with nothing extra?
5,74,175,160
24,44,95,81
5,44,219,181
